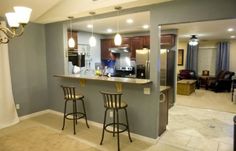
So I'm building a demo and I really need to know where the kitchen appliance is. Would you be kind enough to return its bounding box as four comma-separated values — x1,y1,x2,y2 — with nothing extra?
136,48,150,79
68,52,85,67
114,66,135,77
160,49,176,107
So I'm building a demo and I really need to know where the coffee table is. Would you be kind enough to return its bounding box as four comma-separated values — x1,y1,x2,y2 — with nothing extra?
177,80,197,95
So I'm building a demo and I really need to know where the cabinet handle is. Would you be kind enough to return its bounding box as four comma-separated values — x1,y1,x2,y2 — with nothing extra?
160,92,166,103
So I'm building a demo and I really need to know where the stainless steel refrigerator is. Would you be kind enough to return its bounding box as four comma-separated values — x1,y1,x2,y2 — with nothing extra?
160,49,176,108
136,48,150,79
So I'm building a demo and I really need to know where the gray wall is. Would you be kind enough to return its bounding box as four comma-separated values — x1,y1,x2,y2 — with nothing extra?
8,23,48,116
45,0,236,139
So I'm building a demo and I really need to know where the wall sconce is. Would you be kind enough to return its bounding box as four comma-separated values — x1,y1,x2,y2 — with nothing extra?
0,6,32,44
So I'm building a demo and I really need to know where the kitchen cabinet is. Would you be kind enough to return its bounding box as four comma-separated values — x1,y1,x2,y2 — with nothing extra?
160,34,176,48
143,36,150,49
101,39,116,60
67,31,78,50
130,36,144,60
159,88,169,136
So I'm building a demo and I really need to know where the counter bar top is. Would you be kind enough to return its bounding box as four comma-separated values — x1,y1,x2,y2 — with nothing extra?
160,86,171,92
54,74,152,85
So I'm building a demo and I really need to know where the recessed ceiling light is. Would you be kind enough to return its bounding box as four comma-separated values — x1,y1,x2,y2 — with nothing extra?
87,24,93,28
142,24,149,29
107,28,113,33
126,19,133,24
230,35,236,38
227,28,234,32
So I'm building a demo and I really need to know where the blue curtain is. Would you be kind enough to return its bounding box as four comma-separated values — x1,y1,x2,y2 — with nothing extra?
186,44,199,73
215,42,229,75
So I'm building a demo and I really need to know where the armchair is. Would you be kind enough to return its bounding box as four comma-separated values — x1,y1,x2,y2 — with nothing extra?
208,70,235,92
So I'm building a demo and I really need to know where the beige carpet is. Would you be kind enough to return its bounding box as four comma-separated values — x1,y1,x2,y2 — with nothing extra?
176,89,236,113
0,125,99,151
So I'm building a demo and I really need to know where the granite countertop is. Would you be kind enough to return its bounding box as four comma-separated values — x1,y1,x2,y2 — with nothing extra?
160,86,171,92
54,74,152,85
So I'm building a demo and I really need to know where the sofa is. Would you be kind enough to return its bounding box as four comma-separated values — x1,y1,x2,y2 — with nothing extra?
207,70,235,92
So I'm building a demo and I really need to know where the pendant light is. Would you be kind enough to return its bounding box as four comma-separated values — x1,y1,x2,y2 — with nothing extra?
189,35,199,46
68,16,75,49
89,12,96,47
114,6,122,46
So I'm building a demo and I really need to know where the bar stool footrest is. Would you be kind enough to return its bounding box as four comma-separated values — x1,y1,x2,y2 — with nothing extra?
104,122,128,133
65,112,86,120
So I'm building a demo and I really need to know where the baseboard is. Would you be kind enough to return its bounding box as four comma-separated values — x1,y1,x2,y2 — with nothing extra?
19,109,51,121
20,109,159,144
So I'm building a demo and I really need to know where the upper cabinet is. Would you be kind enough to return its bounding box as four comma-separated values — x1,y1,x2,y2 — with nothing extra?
130,37,144,60
100,34,175,60
67,31,78,50
160,34,176,48
101,39,116,60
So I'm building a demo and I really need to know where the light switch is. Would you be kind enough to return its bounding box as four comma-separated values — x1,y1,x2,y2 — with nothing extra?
144,88,151,95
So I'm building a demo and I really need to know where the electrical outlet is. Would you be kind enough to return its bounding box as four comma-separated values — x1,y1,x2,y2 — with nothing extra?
109,111,113,118
144,88,151,95
16,104,20,110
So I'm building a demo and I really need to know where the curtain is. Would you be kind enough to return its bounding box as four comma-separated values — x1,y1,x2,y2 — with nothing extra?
215,42,229,75
0,21,19,129
185,44,199,73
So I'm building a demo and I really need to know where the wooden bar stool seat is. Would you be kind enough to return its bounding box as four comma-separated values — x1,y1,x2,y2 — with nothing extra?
61,85,89,135
100,91,132,151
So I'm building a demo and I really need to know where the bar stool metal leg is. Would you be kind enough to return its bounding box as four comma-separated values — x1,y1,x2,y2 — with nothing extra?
73,100,76,135
81,98,90,128
100,108,108,145
62,100,68,130
124,108,132,142
75,100,78,125
113,109,116,137
116,109,120,151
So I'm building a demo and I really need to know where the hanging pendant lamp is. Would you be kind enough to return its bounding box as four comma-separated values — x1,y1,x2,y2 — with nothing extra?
114,6,122,46
89,12,96,47
68,16,75,48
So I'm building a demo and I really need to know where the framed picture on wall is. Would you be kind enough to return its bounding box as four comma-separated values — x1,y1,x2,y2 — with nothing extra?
178,49,184,66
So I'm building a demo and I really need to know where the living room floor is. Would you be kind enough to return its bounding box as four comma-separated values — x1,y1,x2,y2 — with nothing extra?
176,89,236,113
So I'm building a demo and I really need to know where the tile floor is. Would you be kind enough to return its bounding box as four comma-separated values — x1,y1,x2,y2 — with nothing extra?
176,89,236,113
0,105,234,151
161,105,234,151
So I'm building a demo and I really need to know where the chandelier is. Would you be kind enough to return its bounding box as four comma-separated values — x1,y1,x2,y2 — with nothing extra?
0,6,32,44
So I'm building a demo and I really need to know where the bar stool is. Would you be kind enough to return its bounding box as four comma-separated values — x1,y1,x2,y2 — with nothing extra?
61,85,89,134
100,91,132,151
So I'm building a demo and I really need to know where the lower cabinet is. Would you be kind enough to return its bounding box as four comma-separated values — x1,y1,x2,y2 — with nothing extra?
159,89,169,136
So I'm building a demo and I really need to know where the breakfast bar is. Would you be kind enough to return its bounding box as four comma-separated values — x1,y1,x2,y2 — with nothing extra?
54,74,160,139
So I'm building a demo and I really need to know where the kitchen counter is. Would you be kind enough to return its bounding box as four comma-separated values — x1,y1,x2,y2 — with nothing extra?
160,86,171,92
54,74,152,84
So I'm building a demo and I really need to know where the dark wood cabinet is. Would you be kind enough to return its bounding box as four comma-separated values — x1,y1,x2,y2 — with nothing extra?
143,36,150,49
130,36,144,60
159,89,169,136
160,34,176,48
67,31,78,50
101,39,116,60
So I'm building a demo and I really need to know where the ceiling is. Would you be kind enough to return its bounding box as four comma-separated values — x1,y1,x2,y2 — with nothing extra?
162,19,236,41
0,0,170,24
72,11,150,35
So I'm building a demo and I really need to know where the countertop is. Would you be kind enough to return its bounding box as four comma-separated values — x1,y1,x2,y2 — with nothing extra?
54,74,152,85
160,86,171,92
